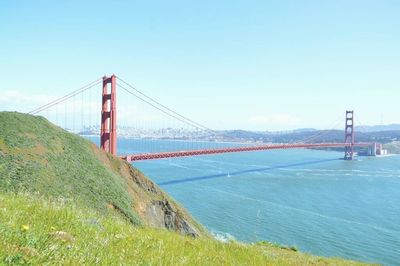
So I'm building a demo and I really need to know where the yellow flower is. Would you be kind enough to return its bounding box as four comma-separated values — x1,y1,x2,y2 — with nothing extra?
22,224,30,231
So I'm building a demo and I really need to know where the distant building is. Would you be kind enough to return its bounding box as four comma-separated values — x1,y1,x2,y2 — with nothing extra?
367,143,388,156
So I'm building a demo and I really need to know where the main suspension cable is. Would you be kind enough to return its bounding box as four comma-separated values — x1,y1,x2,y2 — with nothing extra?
119,83,212,131
28,78,102,115
117,76,215,132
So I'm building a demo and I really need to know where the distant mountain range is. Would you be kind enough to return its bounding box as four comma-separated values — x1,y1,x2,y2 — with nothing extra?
355,124,400,132
218,125,400,144
264,124,400,134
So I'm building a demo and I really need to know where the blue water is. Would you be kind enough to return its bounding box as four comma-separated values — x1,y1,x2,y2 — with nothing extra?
89,137,400,265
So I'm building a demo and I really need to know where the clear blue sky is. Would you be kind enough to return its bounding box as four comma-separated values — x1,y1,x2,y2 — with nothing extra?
1,0,399,130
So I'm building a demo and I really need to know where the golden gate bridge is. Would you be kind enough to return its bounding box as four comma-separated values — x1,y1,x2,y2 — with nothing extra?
28,74,378,162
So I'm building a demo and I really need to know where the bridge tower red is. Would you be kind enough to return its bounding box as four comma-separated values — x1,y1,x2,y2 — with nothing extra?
344,110,354,160
100,75,117,155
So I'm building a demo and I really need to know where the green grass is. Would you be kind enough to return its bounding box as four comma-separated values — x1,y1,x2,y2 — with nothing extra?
0,112,140,224
0,192,373,266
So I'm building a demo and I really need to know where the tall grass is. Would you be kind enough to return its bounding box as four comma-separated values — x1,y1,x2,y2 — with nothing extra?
0,193,372,266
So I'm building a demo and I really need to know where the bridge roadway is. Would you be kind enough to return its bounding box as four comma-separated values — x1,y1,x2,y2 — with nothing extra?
122,142,372,162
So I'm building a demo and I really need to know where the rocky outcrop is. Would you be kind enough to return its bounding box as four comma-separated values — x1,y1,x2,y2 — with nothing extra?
146,200,199,237
114,159,203,237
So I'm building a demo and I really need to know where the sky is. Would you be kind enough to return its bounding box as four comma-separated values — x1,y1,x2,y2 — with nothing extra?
0,0,399,131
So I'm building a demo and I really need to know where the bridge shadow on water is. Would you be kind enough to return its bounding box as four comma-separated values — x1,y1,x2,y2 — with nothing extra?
157,158,340,186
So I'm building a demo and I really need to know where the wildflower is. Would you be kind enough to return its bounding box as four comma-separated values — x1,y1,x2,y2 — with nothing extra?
21,224,30,231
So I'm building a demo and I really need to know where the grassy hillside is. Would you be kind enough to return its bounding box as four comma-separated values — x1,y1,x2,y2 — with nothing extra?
0,193,372,265
0,112,374,265
0,112,204,236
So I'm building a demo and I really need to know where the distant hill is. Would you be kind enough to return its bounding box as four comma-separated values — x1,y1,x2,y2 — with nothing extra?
288,124,400,133
356,124,400,132
384,141,400,154
0,112,204,236
274,130,400,143
292,128,318,133
219,130,265,141
214,127,400,147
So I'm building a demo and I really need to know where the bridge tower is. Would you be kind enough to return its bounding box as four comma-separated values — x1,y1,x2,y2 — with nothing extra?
344,110,354,160
100,75,117,155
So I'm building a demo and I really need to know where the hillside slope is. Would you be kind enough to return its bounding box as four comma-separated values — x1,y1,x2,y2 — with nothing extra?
0,112,204,236
0,193,372,265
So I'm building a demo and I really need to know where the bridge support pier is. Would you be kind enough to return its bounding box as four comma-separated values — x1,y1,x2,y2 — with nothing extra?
344,110,355,160
100,75,117,155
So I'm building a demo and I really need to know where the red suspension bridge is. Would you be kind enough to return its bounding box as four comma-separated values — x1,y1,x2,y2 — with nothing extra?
28,74,379,162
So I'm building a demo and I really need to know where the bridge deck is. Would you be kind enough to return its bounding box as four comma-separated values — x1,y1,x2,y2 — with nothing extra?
122,142,371,162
